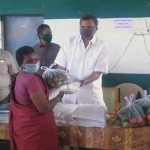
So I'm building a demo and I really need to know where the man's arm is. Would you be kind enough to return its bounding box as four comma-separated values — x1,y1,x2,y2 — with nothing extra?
57,65,101,86
80,43,109,86
57,65,66,71
80,71,101,86
54,44,67,70
7,51,18,75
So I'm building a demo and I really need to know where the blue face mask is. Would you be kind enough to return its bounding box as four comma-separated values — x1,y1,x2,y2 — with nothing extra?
80,27,97,40
23,62,40,73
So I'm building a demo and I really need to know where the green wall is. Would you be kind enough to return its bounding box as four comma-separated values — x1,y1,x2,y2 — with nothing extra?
102,74,150,90
0,0,150,89
0,0,150,18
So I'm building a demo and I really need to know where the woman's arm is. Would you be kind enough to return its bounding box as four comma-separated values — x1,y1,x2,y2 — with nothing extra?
27,75,63,114
30,92,63,114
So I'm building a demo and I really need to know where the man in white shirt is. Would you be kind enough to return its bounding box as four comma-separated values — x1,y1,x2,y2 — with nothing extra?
0,49,17,104
55,14,109,109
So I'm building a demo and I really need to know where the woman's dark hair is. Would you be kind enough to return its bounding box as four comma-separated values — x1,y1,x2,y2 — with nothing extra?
16,46,35,66
80,14,98,26
37,24,50,35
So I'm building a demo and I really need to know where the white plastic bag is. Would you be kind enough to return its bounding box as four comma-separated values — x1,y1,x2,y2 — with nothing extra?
41,66,81,101
118,94,146,127
41,66,69,89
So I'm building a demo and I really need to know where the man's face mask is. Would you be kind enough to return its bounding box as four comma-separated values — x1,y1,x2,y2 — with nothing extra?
23,61,40,73
41,34,52,43
80,27,97,40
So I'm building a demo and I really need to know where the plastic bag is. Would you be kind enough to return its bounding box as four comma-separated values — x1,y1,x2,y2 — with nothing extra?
134,96,150,111
41,66,81,100
133,92,150,125
118,94,146,127
41,66,69,89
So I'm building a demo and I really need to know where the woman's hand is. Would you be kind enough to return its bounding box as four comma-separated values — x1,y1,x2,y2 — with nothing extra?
55,92,64,102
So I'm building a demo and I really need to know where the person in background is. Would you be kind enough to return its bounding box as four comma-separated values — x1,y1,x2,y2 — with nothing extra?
33,24,60,75
0,49,17,105
55,14,109,107
9,46,62,150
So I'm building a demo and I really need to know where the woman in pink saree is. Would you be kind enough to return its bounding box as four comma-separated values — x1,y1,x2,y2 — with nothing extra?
9,46,62,150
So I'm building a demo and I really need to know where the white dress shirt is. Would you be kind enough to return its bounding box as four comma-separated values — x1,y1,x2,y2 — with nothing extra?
55,35,109,108
0,49,17,101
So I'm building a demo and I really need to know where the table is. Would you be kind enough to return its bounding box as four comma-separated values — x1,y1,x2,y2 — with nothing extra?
1,123,150,150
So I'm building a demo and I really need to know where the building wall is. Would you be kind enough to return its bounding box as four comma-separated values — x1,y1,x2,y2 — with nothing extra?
0,0,150,89
0,0,150,18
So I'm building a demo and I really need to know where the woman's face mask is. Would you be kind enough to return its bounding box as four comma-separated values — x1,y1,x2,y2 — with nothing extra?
23,61,40,73
41,34,52,43
80,27,97,40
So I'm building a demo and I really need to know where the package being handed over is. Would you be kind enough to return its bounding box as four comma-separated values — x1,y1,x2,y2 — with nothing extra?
42,66,69,89
41,66,80,100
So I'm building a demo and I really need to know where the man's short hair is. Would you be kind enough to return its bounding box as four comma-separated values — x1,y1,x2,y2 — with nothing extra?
37,24,50,35
16,46,35,66
80,14,98,26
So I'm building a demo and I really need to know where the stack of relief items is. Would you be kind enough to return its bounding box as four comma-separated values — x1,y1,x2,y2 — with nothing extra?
53,103,106,128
